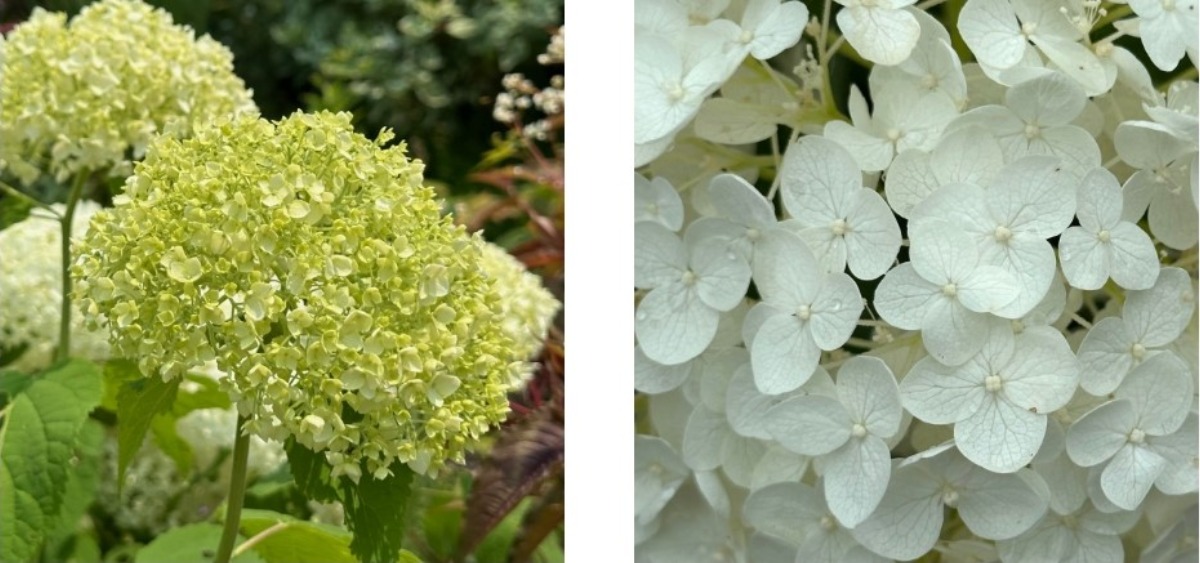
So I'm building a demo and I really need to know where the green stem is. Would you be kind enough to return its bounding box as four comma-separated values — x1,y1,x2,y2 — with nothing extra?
56,172,89,363
0,182,59,217
215,416,252,563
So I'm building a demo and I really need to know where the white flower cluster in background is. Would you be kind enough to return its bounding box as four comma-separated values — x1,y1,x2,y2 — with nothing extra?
0,202,110,370
635,0,1198,561
96,363,286,535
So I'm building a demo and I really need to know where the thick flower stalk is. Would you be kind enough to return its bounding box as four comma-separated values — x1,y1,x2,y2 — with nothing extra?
75,111,554,480
0,0,256,184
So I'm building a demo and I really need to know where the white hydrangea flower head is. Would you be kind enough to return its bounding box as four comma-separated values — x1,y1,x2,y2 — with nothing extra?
0,0,256,184
747,229,863,394
779,136,901,279
75,111,549,479
0,202,109,371
633,0,1197,557
834,0,921,66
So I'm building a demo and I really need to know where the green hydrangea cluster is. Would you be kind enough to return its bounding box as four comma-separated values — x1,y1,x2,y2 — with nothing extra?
75,111,543,480
0,201,110,371
0,0,256,185
477,241,559,385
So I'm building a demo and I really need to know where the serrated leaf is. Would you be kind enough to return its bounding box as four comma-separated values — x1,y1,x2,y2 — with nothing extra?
117,374,181,483
341,464,416,563
46,419,105,543
135,523,262,563
237,508,355,563
0,360,102,563
285,440,418,562
460,405,564,557
101,359,140,412
285,439,341,503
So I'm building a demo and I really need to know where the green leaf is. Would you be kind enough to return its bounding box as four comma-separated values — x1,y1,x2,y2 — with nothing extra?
237,508,356,563
150,415,195,477
117,374,181,483
46,419,105,543
0,360,102,563
285,439,340,503
341,464,415,563
0,369,32,407
173,373,231,415
285,440,417,563
101,359,141,412
135,523,263,563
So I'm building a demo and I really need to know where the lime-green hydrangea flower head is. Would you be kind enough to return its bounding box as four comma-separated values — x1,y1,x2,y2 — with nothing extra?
477,241,560,384
75,111,535,480
0,0,256,184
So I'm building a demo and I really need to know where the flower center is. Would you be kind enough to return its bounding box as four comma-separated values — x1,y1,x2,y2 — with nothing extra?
830,218,849,236
1129,428,1146,444
681,270,698,286
941,486,959,508
985,375,1003,392
1062,514,1079,529
1131,342,1146,360
666,81,685,103
796,304,812,320
1023,123,1041,139
1163,0,1176,11
819,514,837,531
746,227,761,242
921,73,939,89
885,128,902,142
739,29,754,44
994,225,1013,243
1020,21,1038,37
851,423,868,438
646,202,659,215
1097,229,1111,243
941,283,958,297
1011,319,1026,334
